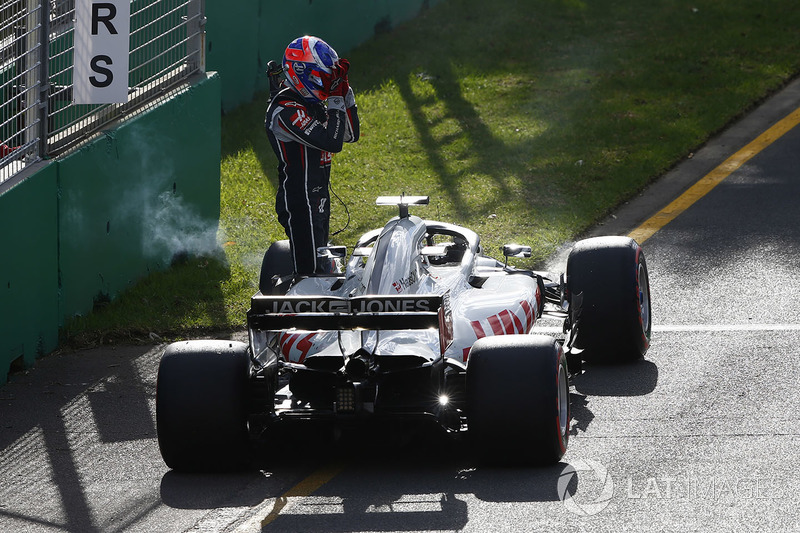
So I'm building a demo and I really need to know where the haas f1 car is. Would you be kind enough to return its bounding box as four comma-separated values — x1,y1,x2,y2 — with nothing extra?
156,196,651,471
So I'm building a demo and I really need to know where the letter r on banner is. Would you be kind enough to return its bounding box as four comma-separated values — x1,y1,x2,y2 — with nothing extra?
73,0,131,104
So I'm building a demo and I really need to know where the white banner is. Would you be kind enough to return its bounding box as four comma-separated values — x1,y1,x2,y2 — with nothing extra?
73,0,131,104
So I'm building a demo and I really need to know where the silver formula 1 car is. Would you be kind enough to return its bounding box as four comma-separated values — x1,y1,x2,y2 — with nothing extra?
156,196,651,471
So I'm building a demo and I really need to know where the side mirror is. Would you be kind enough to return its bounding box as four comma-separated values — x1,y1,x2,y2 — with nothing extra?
352,246,373,257
317,245,347,259
502,244,531,258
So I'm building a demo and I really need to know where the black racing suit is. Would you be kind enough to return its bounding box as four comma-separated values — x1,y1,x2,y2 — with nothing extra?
265,87,359,274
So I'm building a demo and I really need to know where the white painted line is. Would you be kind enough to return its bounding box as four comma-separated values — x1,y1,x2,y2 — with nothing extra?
533,324,800,334
653,324,800,332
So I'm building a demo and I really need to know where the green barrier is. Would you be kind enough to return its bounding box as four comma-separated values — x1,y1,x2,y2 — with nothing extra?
0,164,59,380
58,74,221,320
0,73,221,382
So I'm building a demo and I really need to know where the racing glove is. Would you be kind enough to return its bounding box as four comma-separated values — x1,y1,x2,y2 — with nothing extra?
323,77,343,111
326,59,353,111
334,59,356,108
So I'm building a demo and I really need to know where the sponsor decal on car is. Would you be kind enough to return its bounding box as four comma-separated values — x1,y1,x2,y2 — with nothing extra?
280,331,316,363
255,296,440,315
392,270,418,293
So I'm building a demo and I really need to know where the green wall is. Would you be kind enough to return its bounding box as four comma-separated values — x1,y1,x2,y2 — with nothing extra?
0,164,60,377
0,73,221,382
207,0,438,111
58,76,221,318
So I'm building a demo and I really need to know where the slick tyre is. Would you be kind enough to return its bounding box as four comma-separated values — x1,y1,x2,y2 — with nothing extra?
156,340,251,472
259,239,293,294
466,335,570,465
567,236,651,363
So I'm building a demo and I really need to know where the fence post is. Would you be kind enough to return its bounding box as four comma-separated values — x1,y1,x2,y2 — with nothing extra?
37,0,50,158
23,0,41,158
186,0,206,73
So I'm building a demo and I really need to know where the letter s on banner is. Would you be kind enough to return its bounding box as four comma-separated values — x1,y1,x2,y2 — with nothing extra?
73,0,131,104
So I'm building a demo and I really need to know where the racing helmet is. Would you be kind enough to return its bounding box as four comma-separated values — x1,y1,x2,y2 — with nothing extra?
282,36,339,103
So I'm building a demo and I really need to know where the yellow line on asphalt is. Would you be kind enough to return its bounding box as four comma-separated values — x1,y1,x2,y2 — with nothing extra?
231,462,346,532
628,106,800,244
259,462,345,528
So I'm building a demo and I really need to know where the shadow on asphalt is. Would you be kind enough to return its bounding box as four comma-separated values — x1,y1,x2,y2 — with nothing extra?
0,344,162,533
152,343,659,528
0,342,653,532
161,421,578,532
572,358,659,397
568,357,658,436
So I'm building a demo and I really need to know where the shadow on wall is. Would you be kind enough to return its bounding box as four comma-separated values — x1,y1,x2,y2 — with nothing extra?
207,0,439,112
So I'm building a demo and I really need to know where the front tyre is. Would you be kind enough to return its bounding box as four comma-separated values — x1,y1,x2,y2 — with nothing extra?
567,236,652,363
466,335,570,465
156,340,251,472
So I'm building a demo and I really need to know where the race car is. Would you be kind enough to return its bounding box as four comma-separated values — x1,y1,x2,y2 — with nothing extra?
156,196,651,471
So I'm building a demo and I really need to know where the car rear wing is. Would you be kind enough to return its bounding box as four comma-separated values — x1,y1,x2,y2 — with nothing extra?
248,293,450,333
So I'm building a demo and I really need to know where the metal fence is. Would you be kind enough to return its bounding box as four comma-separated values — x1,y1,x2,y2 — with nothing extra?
0,0,205,185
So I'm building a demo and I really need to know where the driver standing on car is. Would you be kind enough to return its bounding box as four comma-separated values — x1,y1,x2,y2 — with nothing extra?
265,36,360,275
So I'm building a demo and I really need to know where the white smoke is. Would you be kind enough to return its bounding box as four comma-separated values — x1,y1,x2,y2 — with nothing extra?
144,190,221,264
541,241,575,273
116,128,222,266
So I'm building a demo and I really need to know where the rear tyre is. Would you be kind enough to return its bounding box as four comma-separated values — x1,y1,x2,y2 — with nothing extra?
466,335,570,465
259,239,293,294
567,236,651,363
156,340,251,472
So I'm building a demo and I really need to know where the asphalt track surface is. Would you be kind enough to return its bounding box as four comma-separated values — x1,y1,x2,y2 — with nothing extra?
2,77,800,532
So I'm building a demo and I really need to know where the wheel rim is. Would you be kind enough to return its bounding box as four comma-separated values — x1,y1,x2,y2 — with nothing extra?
558,363,569,440
637,261,651,335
